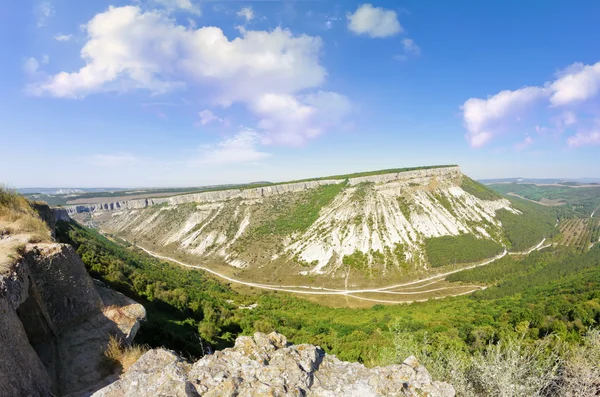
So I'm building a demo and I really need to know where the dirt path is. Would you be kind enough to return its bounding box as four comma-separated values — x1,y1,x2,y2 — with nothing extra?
119,236,547,304
591,204,600,218
508,238,547,255
132,244,508,301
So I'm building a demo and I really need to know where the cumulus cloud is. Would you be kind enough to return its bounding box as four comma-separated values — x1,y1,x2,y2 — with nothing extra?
461,61,600,148
54,34,72,41
151,0,200,15
194,130,270,165
462,86,547,148
347,4,402,38
198,109,222,125
237,7,254,22
26,5,349,146
550,62,600,106
253,91,352,146
35,2,55,27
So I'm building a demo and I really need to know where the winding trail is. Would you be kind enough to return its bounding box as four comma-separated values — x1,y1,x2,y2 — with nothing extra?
136,244,508,297
112,232,549,303
508,238,547,256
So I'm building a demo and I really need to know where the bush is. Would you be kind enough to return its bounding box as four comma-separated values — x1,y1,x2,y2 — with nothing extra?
557,329,600,396
104,335,148,373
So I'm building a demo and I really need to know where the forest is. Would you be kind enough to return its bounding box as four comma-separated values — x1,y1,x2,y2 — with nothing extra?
56,219,600,369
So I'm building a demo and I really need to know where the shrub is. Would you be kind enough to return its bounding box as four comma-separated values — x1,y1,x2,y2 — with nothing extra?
557,329,600,396
104,334,148,373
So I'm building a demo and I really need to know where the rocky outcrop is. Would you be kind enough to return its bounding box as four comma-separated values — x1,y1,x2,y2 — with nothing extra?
93,332,455,397
53,207,71,222
0,242,146,397
65,166,462,215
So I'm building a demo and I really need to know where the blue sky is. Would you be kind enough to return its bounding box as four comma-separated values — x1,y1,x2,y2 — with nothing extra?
1,0,599,188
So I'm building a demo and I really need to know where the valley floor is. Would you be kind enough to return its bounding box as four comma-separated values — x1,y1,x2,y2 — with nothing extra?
127,238,547,305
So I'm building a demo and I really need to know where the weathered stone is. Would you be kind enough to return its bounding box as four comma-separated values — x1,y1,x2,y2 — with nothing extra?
1,241,145,397
94,332,455,397
23,243,103,334
0,298,53,397
92,349,197,397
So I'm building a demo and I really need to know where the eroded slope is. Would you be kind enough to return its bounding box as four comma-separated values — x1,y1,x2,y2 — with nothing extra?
78,167,520,285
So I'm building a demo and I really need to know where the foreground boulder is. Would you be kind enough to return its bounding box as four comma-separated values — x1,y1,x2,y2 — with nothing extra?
0,243,146,397
94,332,455,397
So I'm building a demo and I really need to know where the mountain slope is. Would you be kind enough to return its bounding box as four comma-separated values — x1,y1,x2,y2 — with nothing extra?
69,166,545,286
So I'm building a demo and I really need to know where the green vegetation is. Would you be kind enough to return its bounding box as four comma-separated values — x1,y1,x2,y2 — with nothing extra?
56,219,600,372
254,182,345,235
461,176,503,201
489,183,600,217
447,256,522,284
342,250,369,271
495,197,557,251
424,234,504,267
433,192,456,217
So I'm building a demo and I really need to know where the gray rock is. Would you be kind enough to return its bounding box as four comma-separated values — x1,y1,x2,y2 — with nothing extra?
1,242,146,397
92,350,196,397
94,332,455,397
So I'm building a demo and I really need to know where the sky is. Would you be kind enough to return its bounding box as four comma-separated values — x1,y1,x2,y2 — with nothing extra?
1,0,599,188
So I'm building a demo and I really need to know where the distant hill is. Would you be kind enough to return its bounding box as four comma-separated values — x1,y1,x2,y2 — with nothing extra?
67,165,556,288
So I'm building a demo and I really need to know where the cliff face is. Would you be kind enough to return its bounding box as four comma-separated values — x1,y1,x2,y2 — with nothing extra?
0,207,145,397
79,166,515,286
93,332,455,397
66,167,462,215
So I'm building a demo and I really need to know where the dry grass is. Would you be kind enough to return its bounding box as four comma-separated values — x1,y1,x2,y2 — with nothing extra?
0,185,51,242
104,335,148,373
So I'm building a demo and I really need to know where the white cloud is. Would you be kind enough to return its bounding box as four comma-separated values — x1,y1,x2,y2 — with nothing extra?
36,2,55,27
30,6,325,103
462,86,547,148
54,34,72,41
41,55,50,64
394,38,420,61
550,62,600,106
194,130,270,165
461,61,600,148
198,109,222,125
402,38,420,56
237,7,254,22
27,5,348,146
347,4,402,38
254,91,352,146
151,0,200,15
89,153,138,167
567,130,600,147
